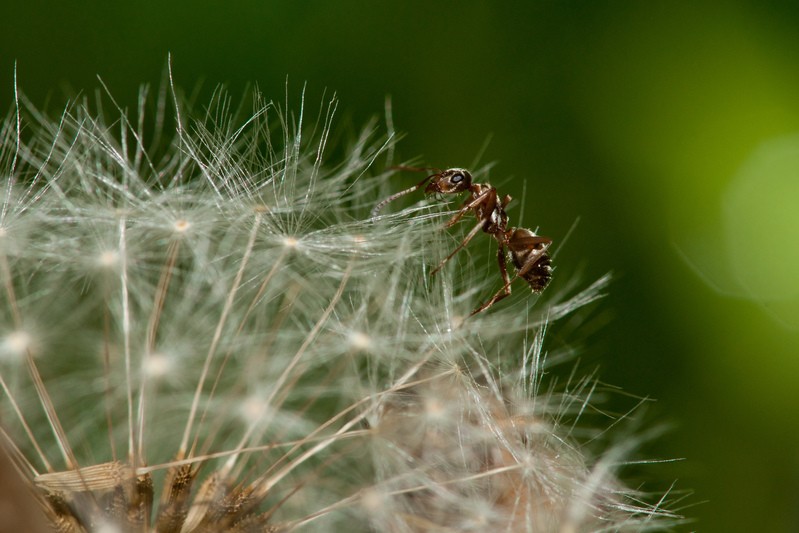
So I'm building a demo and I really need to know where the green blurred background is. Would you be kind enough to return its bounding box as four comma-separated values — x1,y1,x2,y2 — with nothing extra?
3,2,798,530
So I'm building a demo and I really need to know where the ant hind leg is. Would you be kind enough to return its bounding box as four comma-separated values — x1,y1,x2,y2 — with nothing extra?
470,245,513,316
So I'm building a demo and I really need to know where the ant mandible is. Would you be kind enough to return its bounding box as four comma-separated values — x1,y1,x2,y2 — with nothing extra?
372,167,553,316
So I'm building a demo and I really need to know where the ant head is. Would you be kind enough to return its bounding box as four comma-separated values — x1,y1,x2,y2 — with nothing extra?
425,168,472,195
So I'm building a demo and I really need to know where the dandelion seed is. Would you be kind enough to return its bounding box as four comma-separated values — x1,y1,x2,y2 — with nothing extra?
347,330,372,351
172,219,191,234
359,487,389,515
96,250,120,269
1,330,31,360
94,521,123,533
141,351,174,380
422,395,448,421
448,314,466,332
238,394,270,423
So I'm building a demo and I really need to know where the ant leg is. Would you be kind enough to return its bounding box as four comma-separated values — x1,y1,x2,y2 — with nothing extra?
510,235,552,279
442,203,472,228
470,245,513,316
430,218,485,276
442,188,494,229
469,236,552,315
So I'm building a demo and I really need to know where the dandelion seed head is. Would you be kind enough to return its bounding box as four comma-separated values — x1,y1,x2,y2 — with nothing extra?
0,84,681,531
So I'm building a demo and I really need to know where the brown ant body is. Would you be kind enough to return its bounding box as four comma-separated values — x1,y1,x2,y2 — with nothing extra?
372,168,553,315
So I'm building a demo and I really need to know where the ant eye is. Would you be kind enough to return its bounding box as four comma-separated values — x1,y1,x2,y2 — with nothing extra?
451,173,464,183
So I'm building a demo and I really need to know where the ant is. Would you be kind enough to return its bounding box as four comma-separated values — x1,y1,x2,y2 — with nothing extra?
372,167,553,316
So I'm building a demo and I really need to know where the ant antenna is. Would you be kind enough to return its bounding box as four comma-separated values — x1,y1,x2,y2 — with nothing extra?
370,168,441,218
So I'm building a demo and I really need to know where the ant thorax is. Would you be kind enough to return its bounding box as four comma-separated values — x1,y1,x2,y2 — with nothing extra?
469,184,507,234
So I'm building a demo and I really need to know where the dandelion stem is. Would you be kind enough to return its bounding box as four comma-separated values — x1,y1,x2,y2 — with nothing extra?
1,252,75,470
194,245,290,456
0,375,50,472
101,287,117,461
181,212,262,458
118,215,136,467
137,238,182,463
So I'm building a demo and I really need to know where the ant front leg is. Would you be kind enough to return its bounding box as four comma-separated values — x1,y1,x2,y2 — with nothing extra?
470,244,513,316
442,203,472,229
442,187,494,229
430,190,494,276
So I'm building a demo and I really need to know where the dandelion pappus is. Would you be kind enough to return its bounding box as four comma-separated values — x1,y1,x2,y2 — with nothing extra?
372,167,553,315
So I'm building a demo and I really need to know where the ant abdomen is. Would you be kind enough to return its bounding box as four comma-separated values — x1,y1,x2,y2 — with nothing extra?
507,227,553,294
514,252,552,293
